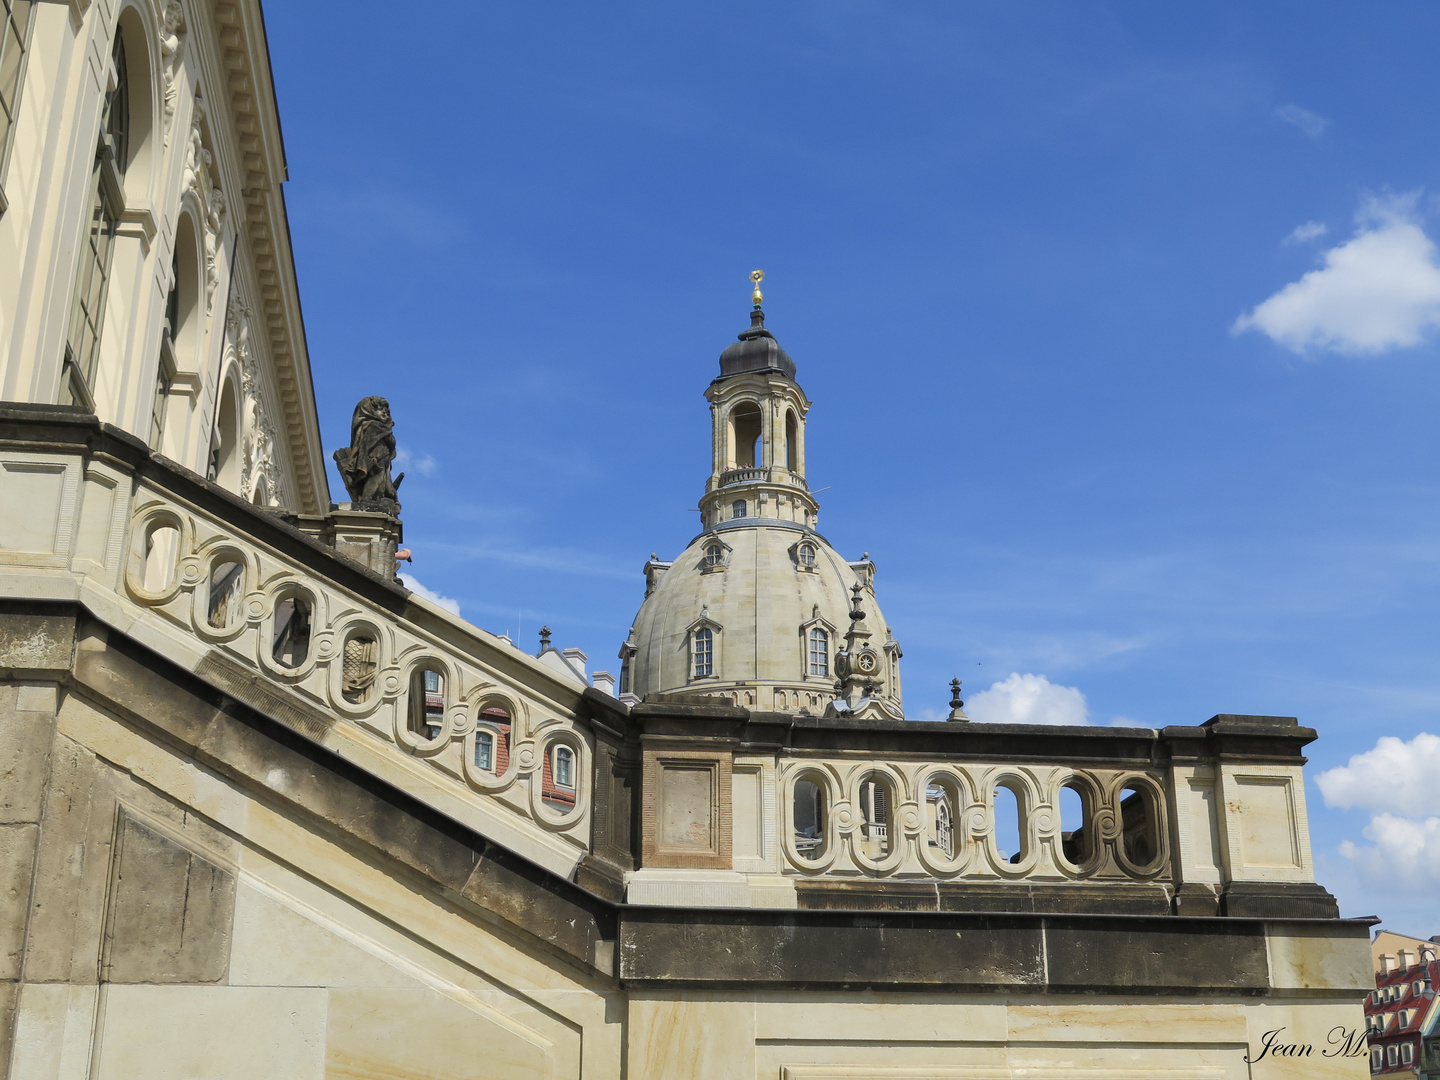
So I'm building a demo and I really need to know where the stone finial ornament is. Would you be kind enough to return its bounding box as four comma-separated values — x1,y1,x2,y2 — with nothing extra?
333,396,404,516
948,678,969,723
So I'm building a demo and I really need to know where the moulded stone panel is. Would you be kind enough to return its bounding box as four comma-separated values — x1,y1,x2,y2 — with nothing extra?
662,765,715,850
325,986,558,1080
92,985,327,1080
0,461,68,555
101,812,236,984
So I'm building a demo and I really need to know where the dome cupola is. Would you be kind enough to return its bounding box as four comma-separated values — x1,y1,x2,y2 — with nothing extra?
618,274,904,720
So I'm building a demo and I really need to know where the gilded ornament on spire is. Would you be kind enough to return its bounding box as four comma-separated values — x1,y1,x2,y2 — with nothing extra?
750,268,764,308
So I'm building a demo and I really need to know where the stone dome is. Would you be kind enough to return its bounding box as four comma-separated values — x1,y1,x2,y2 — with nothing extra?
623,520,901,715
718,309,796,381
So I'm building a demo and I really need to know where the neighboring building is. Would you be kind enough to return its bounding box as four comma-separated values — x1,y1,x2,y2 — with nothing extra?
0,2,1375,1078
1367,932,1440,1078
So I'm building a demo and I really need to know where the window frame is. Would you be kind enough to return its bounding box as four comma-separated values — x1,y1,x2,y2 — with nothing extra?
807,625,829,677
0,0,37,207
692,626,714,679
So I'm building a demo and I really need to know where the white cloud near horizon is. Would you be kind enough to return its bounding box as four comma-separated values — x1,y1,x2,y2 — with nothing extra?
1321,732,1440,894
1233,192,1440,354
966,672,1089,726
399,572,461,616
1317,732,1440,817
1275,104,1329,139
1282,220,1327,245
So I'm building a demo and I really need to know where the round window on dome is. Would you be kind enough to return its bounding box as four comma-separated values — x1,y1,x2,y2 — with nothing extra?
796,542,816,568
704,543,725,568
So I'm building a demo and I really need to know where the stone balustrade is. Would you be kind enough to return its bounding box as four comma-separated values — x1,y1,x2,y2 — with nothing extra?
0,408,1337,919
0,408,608,882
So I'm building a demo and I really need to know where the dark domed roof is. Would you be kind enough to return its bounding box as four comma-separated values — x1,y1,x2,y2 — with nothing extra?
718,309,795,380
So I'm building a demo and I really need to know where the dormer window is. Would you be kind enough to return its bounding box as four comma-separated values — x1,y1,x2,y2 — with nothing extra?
732,500,747,519
693,627,714,678
797,542,816,567
808,627,829,677
704,543,724,568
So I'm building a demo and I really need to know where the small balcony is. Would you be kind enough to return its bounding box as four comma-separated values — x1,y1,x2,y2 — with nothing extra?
718,467,808,490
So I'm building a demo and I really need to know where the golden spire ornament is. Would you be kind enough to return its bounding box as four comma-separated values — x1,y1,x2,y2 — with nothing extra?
750,268,764,308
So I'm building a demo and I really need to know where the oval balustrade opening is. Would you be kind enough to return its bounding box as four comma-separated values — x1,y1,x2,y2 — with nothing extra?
206,558,243,629
792,776,826,859
142,522,179,592
271,593,311,668
925,781,958,858
858,773,894,859
1059,782,1090,866
993,783,1023,864
407,668,445,740
340,633,378,705
1120,783,1158,867
541,744,578,812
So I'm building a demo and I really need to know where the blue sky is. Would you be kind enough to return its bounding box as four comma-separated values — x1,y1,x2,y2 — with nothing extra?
266,2,1440,931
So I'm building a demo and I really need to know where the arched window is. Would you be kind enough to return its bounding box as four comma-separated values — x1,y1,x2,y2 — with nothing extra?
732,500,746,519
796,542,816,568
703,543,724,568
807,627,828,676
61,30,129,409
859,774,893,857
785,410,797,471
731,403,762,468
693,627,713,678
210,376,241,489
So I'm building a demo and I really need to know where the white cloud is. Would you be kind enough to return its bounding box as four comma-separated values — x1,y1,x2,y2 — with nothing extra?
1275,104,1329,139
1282,220,1327,245
395,445,438,477
966,672,1089,726
1233,191,1440,354
1317,732,1440,817
398,573,461,616
1339,814,1440,893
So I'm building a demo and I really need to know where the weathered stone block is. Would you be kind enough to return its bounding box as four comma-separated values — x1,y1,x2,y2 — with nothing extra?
0,824,37,980
0,691,56,824
0,609,74,675
101,812,235,984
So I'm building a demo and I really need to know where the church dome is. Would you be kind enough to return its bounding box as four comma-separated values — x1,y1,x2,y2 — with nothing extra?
623,523,898,715
619,288,904,719
718,309,796,380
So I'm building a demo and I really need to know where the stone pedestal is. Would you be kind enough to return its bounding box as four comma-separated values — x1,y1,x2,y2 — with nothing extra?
287,506,403,580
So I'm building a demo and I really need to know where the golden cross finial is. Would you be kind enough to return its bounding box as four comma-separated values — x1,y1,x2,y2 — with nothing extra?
750,268,764,308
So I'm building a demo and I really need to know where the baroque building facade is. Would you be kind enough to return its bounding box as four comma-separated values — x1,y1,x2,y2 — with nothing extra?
0,2,1374,1078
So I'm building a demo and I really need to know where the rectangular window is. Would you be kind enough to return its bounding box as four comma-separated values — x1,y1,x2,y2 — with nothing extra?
1389,1044,1399,1065
474,731,493,771
61,154,120,408
150,352,173,449
0,0,34,193
1371,1046,1382,1071
1403,1042,1414,1064
808,629,828,676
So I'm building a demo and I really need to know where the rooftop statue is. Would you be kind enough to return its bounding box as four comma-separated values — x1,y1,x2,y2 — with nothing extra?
333,396,404,516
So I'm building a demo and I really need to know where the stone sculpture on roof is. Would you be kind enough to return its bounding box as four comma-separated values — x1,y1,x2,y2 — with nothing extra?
333,395,404,516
